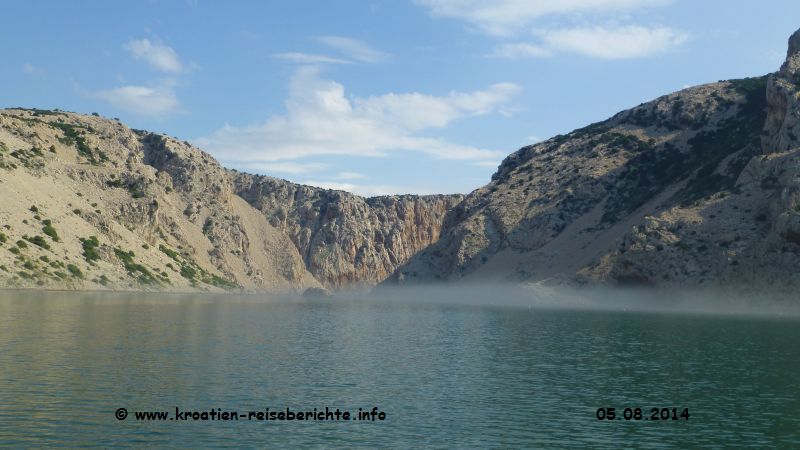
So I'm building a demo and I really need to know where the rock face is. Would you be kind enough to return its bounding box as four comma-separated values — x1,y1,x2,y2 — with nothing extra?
232,173,462,288
387,28,800,291
0,111,457,291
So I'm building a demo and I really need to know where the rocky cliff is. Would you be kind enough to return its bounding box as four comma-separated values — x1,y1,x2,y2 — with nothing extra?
231,174,462,288
0,110,456,291
387,28,800,291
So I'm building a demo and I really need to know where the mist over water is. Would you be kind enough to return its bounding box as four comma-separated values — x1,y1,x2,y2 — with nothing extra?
368,283,800,318
1,288,799,447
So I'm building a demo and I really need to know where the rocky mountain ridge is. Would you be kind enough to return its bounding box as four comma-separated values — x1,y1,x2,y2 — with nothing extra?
6,28,800,293
387,28,800,292
0,110,457,291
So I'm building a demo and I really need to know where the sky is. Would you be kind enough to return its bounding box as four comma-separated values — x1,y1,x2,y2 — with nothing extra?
3,1,799,196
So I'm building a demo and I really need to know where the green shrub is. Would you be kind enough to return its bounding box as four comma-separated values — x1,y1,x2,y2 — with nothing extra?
0,232,6,243
23,235,50,250
80,236,100,262
50,122,99,164
29,205,38,213
9,247,20,255
42,223,59,241
106,178,146,198
16,240,27,249
180,265,196,280
159,244,180,261
66,264,83,278
208,274,237,289
114,247,158,285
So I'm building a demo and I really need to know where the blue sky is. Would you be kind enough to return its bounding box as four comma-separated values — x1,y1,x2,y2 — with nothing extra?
4,1,799,196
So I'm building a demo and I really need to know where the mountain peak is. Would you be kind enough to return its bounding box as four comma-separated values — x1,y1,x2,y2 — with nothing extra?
781,28,800,77
788,28,800,59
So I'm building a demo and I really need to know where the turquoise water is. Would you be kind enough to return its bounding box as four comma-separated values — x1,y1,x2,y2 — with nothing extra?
0,291,799,448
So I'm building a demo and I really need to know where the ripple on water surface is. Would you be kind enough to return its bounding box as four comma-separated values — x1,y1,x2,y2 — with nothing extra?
0,291,799,447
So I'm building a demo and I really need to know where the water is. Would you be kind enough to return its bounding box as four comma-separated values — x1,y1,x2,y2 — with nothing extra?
1,291,799,448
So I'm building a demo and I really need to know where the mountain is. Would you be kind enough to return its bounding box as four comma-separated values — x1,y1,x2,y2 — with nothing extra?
387,29,800,291
6,28,800,293
0,111,458,291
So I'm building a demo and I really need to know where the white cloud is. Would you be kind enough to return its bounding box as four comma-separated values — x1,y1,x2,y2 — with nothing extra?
416,0,685,60
472,161,500,168
273,52,351,65
414,0,671,36
318,36,389,63
333,171,367,180
196,67,517,163
232,161,329,175
300,180,429,197
94,83,181,116
489,25,687,60
538,25,688,59
124,38,183,73
355,82,520,130
22,63,36,74
488,43,551,59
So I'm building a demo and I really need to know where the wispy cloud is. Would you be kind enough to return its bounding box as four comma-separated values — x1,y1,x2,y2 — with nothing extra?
537,25,688,59
22,63,37,74
272,52,351,65
92,38,187,117
414,0,672,36
333,171,367,180
416,0,685,60
299,180,430,197
231,161,329,175
317,36,389,63
124,38,183,73
489,26,687,60
196,67,517,164
94,82,181,116
488,43,551,59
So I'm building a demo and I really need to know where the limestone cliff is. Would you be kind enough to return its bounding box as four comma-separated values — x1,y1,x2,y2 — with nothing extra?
0,110,456,291
231,173,462,288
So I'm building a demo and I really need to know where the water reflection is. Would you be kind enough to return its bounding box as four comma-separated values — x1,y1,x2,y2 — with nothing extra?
0,291,799,447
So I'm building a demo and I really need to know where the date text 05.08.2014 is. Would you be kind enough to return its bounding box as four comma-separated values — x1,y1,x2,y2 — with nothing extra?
596,407,689,421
